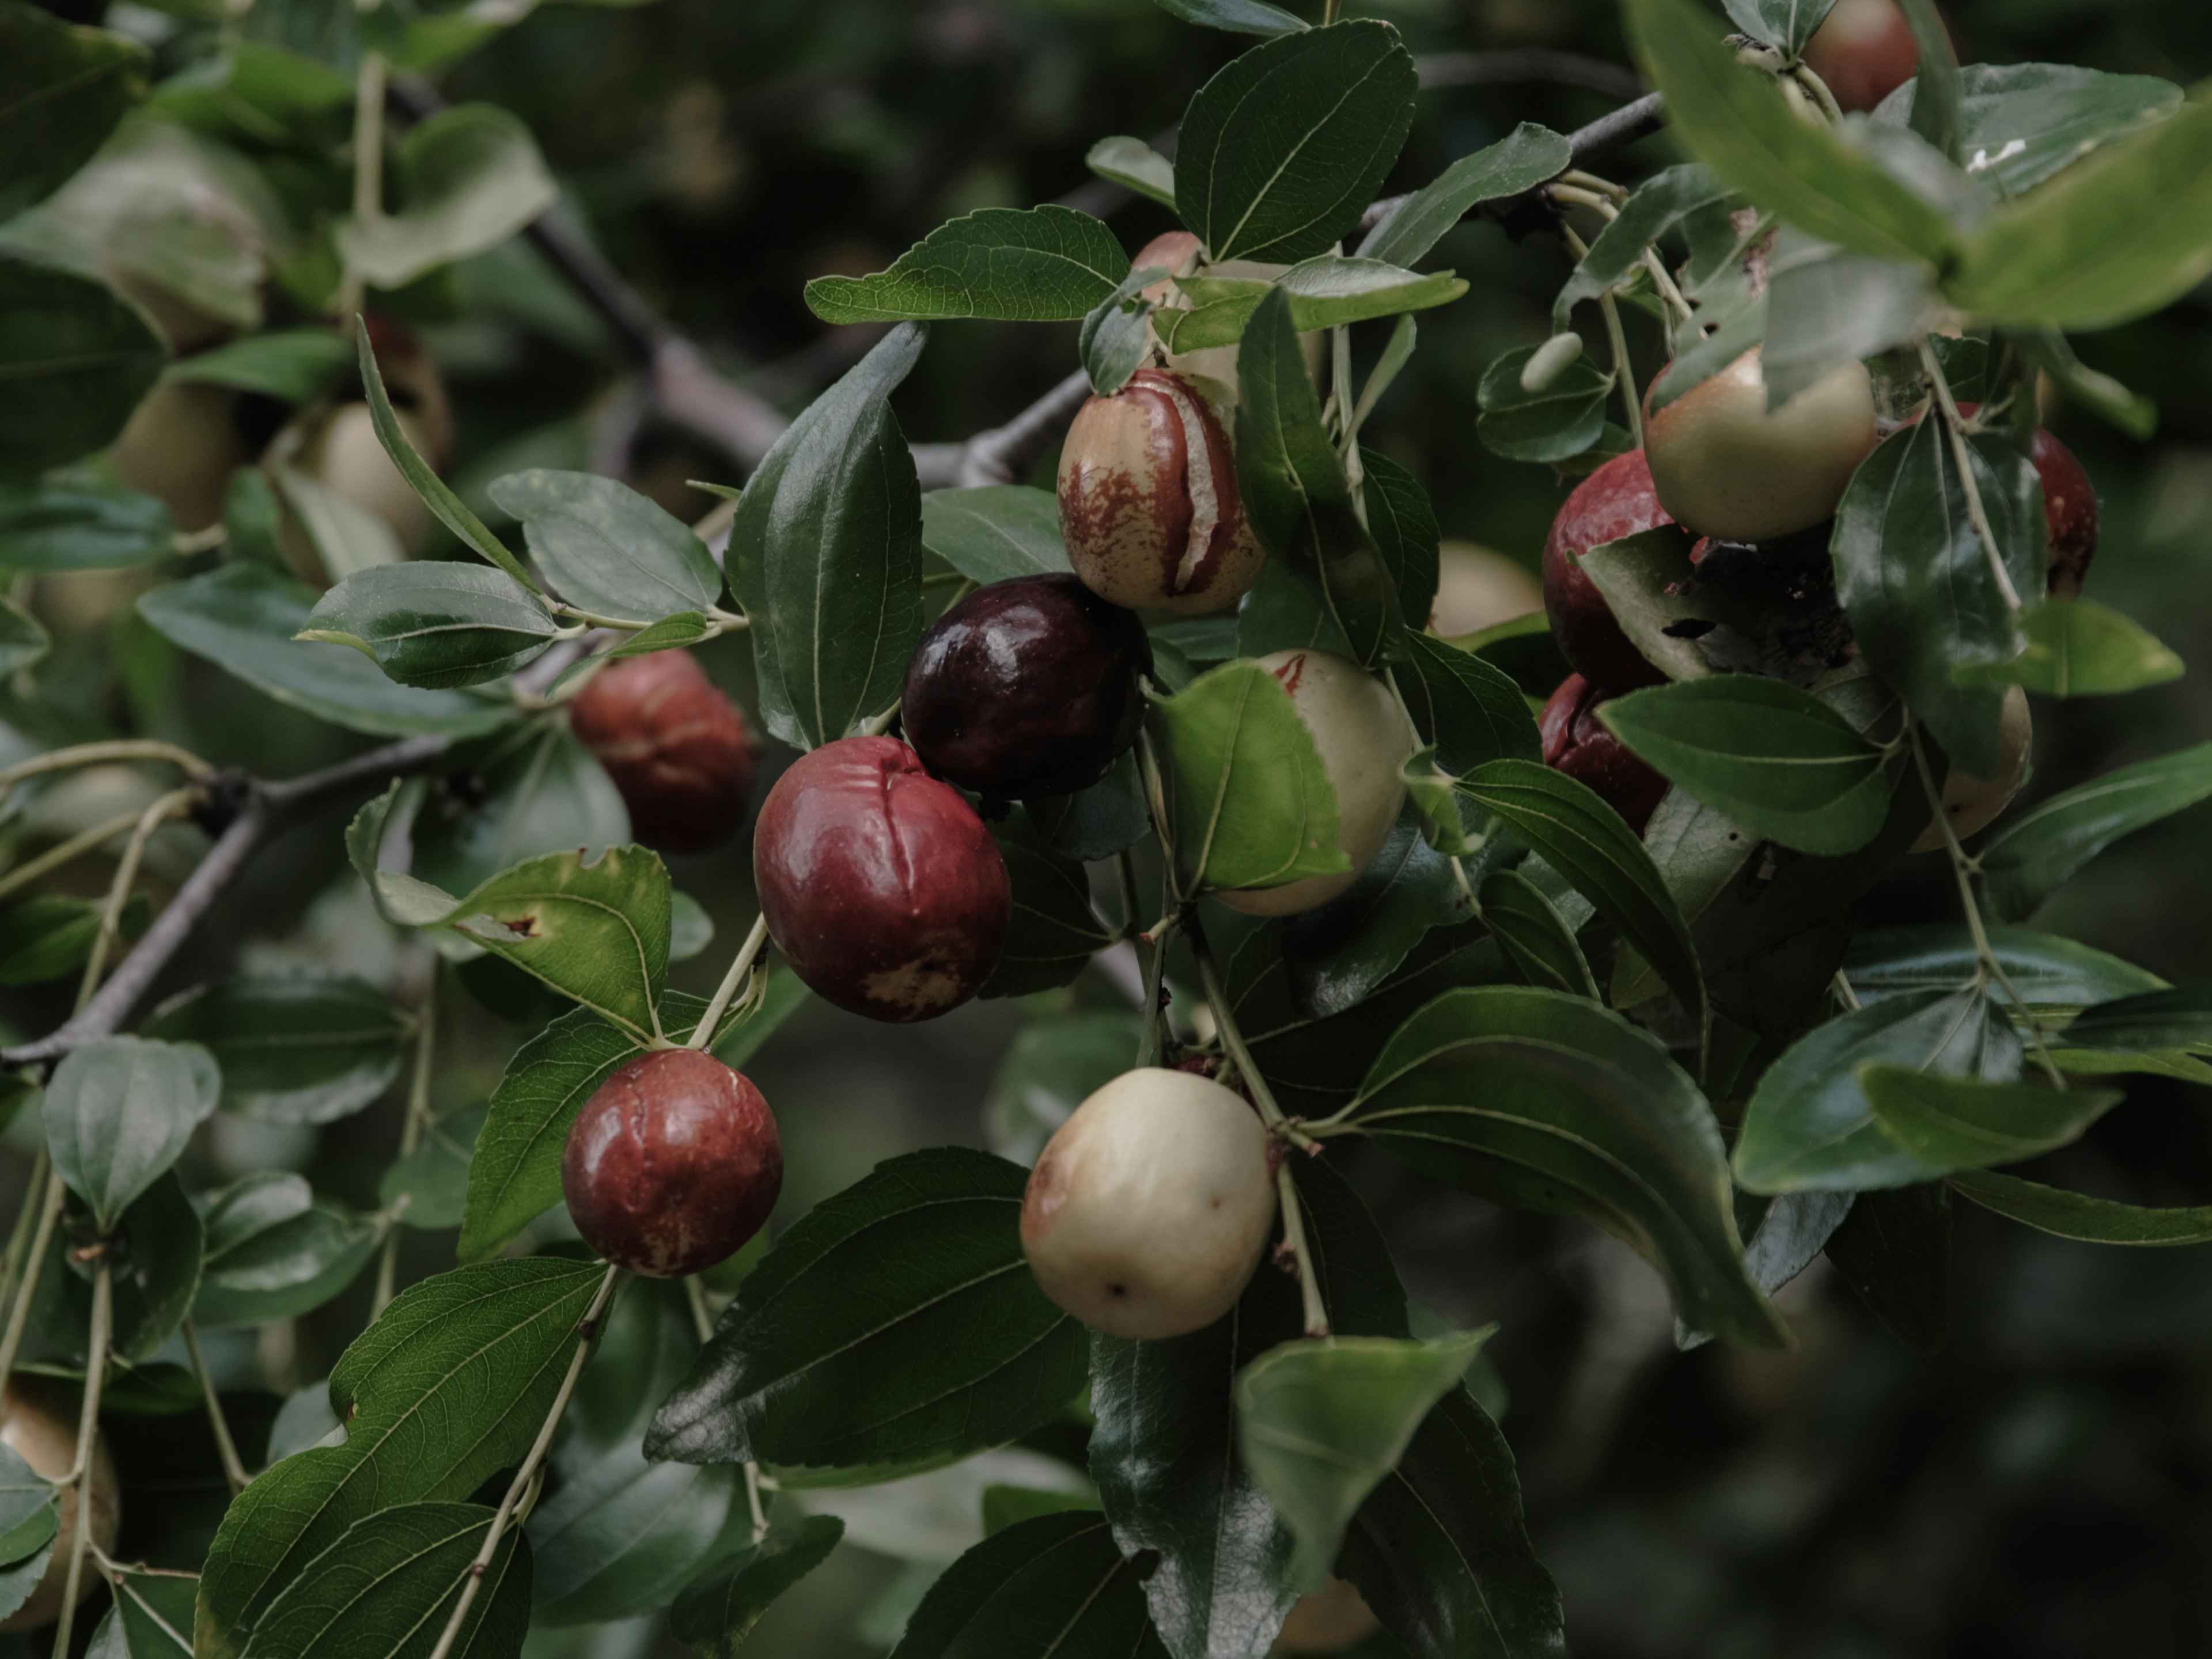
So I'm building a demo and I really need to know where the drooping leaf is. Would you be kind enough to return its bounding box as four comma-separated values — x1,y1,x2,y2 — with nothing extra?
889,1510,1167,1659
669,1514,847,1657
45,1037,221,1233
1081,266,1163,398
1361,449,1441,633
528,1440,751,1626
337,103,558,288
1946,1168,2212,1245
1955,597,2183,698
40,1170,203,1362
1842,925,2165,1012
191,1171,380,1328
1084,135,1176,209
1762,230,1946,407
0,6,149,221
1359,123,1571,271
1976,742,2212,922
2059,983,2212,1055
1283,805,1472,1020
1023,751,1148,864
1153,257,1466,354
919,486,1071,585
1823,1184,1955,1353
805,206,1129,324
301,562,556,690
0,260,166,484
410,724,630,899
488,468,724,623
1397,633,1541,774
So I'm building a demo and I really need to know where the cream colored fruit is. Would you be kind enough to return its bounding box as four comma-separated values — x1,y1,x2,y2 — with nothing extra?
0,1382,121,1633
1643,348,1879,543
109,378,252,533
1911,686,2031,853
1272,1578,1382,1655
1020,1067,1276,1340
1428,542,1542,638
1218,649,1414,918
305,403,436,554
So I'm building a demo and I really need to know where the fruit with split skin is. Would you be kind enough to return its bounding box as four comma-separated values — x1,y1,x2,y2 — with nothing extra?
561,1047,782,1277
1430,540,1543,639
569,649,759,853
1911,685,2031,853
1542,672,1671,835
1541,448,1673,693
0,1380,120,1634
1021,1066,1277,1340
753,735,1010,1022
1217,648,1415,917
901,573,1151,800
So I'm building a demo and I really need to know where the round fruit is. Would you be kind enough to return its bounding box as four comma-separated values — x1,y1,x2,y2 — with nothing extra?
1021,1066,1276,1340
1058,368,1267,616
1131,229,1203,307
902,573,1151,800
1217,649,1414,918
753,736,1011,1022
1274,1578,1382,1655
561,1047,782,1277
300,316,455,554
570,649,758,853
1911,685,2030,853
0,1380,120,1634
109,378,254,533
1541,673,1669,834
1541,449,1672,694
1802,0,1925,113
1643,347,1880,544
1951,407,2098,600
1429,541,1542,639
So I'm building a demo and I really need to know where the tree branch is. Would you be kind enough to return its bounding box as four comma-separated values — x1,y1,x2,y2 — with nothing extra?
911,369,1093,490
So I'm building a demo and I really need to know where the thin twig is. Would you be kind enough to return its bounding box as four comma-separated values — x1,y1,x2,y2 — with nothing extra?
183,1321,250,1495
0,810,149,906
0,1147,49,1338
910,369,1092,491
373,982,438,1318
1599,291,1641,449
688,913,770,1052
47,1257,111,1659
684,1275,715,1344
0,741,211,798
1918,338,2025,616
0,1172,62,1390
1274,1164,1330,1339
74,787,194,1013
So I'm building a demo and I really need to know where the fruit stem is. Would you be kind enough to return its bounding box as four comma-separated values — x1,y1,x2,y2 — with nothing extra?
744,1461,770,1543
1830,969,1862,1013
0,740,213,804
1276,1165,1331,1339
1917,337,2027,618
425,1263,622,1659
373,977,440,1317
184,1320,251,1495
74,788,195,1016
1188,917,1285,1130
0,810,151,908
1790,62,1846,125
1599,291,1642,450
0,1171,64,1392
861,701,903,738
338,48,388,321
0,1146,49,1338
684,1275,715,1344
47,1257,111,1659
689,912,771,1052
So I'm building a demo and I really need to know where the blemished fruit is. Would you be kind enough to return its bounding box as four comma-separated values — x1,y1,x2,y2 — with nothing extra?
1217,649,1414,917
1643,348,1880,544
0,1381,120,1634
109,378,255,533
1020,1067,1276,1340
1429,541,1543,638
902,573,1152,800
1803,0,1925,113
1272,1578,1382,1655
1541,449,1672,693
569,649,758,853
753,736,1010,1022
1059,368,1267,616
561,1047,782,1277
1541,673,1670,835
1911,685,2031,853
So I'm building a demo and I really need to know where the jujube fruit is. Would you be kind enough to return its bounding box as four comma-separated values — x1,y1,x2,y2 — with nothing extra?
1952,406,2098,599
901,573,1150,800
1217,649,1414,918
1021,1066,1276,1340
1058,368,1266,616
109,378,255,533
1911,685,2030,853
570,649,758,853
1541,673,1669,835
0,1380,120,1633
753,735,1010,1022
1803,0,1928,113
1429,540,1542,639
1541,449,1672,692
1274,1579,1382,1655
299,315,455,555
561,1047,782,1277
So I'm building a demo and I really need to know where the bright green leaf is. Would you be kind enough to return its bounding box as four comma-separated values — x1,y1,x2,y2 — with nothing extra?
1976,742,2212,922
804,206,1128,325
1955,597,2184,697
46,1036,221,1233
1360,123,1571,271
301,562,556,690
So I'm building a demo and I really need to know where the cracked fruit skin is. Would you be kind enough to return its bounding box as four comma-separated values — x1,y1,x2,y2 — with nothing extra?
1021,1067,1276,1340
0,1381,120,1633
902,573,1151,800
1541,449,1673,693
570,649,759,853
562,1048,782,1278
1058,368,1266,616
1911,685,2031,853
1643,348,1879,544
1542,673,1669,835
1218,649,1414,918
753,736,1010,1022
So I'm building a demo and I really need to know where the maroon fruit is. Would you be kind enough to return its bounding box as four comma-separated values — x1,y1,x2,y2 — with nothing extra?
1541,673,1669,834
1541,449,1672,694
753,736,1011,1022
1802,0,1926,113
1946,407,2099,599
570,650,759,854
902,573,1151,800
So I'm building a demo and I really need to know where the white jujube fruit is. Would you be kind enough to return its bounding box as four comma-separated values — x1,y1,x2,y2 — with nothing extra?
109,378,253,533
1219,649,1414,918
1642,347,1879,543
1911,685,2031,853
1021,1067,1277,1340
305,403,437,554
1428,541,1542,639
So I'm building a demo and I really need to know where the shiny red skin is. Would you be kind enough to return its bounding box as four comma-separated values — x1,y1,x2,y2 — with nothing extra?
903,574,1151,800
1950,406,2099,598
1541,674,1669,835
1541,450,1672,694
1802,0,1923,113
561,1048,782,1278
753,736,1011,1022
570,650,758,854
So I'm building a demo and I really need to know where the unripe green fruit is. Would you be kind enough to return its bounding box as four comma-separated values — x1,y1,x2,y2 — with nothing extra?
1218,649,1413,918
1911,686,2030,853
1643,348,1879,544
1021,1067,1276,1340
0,1381,120,1633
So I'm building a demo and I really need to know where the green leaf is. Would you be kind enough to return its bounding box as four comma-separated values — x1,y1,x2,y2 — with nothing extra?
1858,1066,2123,1173
1081,266,1163,398
0,6,147,221
0,260,166,484
0,473,173,573
2014,328,2157,440
547,613,714,693
733,323,925,749
1154,257,1467,353
528,1440,751,1625
984,1010,1139,1165
1554,164,1733,330
140,563,517,739
1449,609,1569,698
669,1514,847,1657
1475,343,1611,464
983,1486,1103,1537
0,598,48,674
0,1540,53,1625
167,328,351,403
1283,805,1473,1019
45,1036,220,1233
1895,0,1963,161
240,1501,529,1659
1721,0,1837,54
1085,135,1176,209
1598,676,1893,857
647,1149,1088,1481
1024,751,1148,863
1759,230,1944,407
1236,1331,1487,1591
980,812,1113,999
1359,123,1571,271
1151,0,1306,36
1361,449,1441,633
276,464,403,582
1876,63,2183,196
1732,987,2022,1192
920,486,1070,585
411,724,629,899
889,1510,1166,1659
1149,657,1348,899
489,468,724,622
1976,743,2212,923
379,1107,480,1230
1350,986,1785,1346
2060,983,2212,1055
301,563,556,690
337,103,558,289
1821,1184,1950,1353
1946,1168,2212,1245
804,206,1128,324
86,1567,196,1659
0,1444,56,1565
1955,597,2183,697
1479,866,1597,998
196,1256,603,1658
36,1171,200,1363
191,1171,379,1327
1843,924,2165,1012
0,892,105,985
143,973,405,1126
1175,20,1418,265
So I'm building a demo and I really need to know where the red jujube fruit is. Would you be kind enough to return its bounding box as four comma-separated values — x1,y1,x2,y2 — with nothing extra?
570,650,758,853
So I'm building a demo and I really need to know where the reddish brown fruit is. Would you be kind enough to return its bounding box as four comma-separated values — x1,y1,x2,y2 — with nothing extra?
1131,229,1203,306
1938,406,2099,599
1541,673,1669,834
570,650,759,854
1802,0,1926,114
1541,449,1672,694
562,1048,782,1278
753,736,1011,1022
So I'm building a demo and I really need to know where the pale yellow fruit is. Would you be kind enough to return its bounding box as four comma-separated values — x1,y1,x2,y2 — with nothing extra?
305,403,436,554
1428,542,1542,638
1911,687,2031,853
0,1382,121,1633
110,378,252,533
1273,1578,1382,1655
